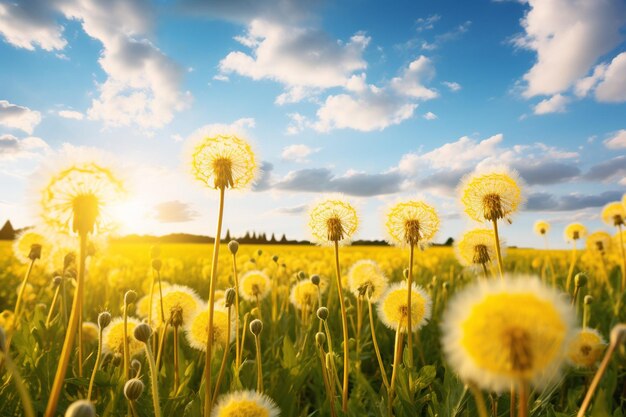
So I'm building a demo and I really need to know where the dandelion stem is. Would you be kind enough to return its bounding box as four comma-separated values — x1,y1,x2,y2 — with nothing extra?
491,219,504,279
44,232,87,417
14,258,36,322
366,294,389,391
46,285,61,327
467,382,489,417
240,313,249,361
212,307,231,407
204,185,225,417
231,253,241,370
318,345,338,417
618,224,626,292
143,341,162,417
123,301,130,380
156,321,169,370
355,297,362,370
388,327,404,417
333,240,350,412
406,243,415,391
1,352,35,417
565,242,577,291
517,381,529,417
254,333,263,392
87,327,103,401
173,324,180,393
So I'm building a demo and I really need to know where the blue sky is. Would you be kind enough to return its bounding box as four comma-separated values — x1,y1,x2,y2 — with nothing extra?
0,0,625,248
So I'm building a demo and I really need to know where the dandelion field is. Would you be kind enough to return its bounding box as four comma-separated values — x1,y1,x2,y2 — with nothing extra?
0,135,625,417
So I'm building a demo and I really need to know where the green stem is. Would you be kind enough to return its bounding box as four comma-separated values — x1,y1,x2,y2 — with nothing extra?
492,219,504,279
212,307,232,407
144,342,162,417
333,240,350,412
14,258,36,322
2,352,35,417
468,382,489,417
255,334,263,392
367,295,389,391
87,328,103,401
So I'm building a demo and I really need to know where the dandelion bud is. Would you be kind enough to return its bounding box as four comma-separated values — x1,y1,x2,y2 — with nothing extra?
250,307,260,318
224,288,236,307
53,276,62,287
250,258,256,263
281,263,287,269
250,319,263,336
257,249,263,256
610,323,626,346
228,240,239,255
298,271,306,280
574,273,588,288
170,307,183,327
64,399,95,417
97,311,111,329
0,327,6,353
131,359,142,376
342,338,355,350
317,307,329,321
124,378,145,401
325,352,333,369
310,274,320,286
150,245,161,259
442,282,450,291
151,258,162,272
584,295,593,305
315,332,326,347
134,323,152,343
28,243,42,261
64,252,76,269
272,255,279,263
124,290,137,305
403,269,409,279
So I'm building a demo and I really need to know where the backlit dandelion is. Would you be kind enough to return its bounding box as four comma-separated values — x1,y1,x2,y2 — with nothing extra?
455,228,502,276
152,285,202,328
567,328,605,368
564,223,587,291
13,229,48,265
289,280,319,311
102,317,144,358
185,305,235,351
211,390,280,417
460,168,523,278
602,202,626,291
441,276,574,416
378,282,431,332
533,220,550,237
586,231,611,253
347,260,388,302
384,200,440,248
239,270,271,303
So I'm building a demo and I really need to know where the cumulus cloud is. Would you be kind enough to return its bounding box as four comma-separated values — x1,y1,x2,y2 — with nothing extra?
583,156,626,183
0,134,48,160
253,161,274,191
526,190,623,211
533,94,568,114
603,129,626,149
595,52,626,102
153,200,199,223
178,0,319,24
0,100,41,134
281,144,319,162
0,0,66,51
58,110,84,120
511,160,580,185
515,0,626,98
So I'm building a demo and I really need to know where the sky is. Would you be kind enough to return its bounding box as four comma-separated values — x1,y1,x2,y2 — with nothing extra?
0,0,625,248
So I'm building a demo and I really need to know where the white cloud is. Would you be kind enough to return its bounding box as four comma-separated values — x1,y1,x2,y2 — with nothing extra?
515,0,626,98
533,94,568,115
595,52,626,103
415,15,441,32
423,111,437,120
604,129,626,149
286,113,308,135
58,110,84,120
185,118,256,149
219,20,369,101
56,0,190,130
0,134,48,160
281,144,319,162
442,81,461,92
213,74,229,82
0,100,41,134
390,56,438,100
0,0,66,51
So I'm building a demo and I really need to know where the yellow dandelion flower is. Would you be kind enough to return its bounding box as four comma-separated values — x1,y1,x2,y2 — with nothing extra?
385,200,440,247
289,280,319,310
190,134,257,190
185,305,235,351
212,390,280,417
533,220,550,236
153,285,202,327
308,197,358,245
82,321,99,344
601,202,626,227
455,228,503,267
0,310,15,332
377,282,431,333
38,151,125,236
586,231,612,253
102,317,144,357
567,328,606,368
459,168,523,222
441,276,575,392
564,223,587,242
239,270,271,302
13,228,49,264
347,260,388,302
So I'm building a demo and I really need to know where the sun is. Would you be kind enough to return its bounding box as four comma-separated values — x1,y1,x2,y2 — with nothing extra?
109,200,152,235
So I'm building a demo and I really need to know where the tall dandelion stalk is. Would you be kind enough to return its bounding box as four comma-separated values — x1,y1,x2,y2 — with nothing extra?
385,200,439,389
87,312,111,401
190,133,256,417
308,197,358,412
460,169,523,278
534,221,555,284
227,241,242,370
564,223,587,291
134,323,161,417
602,202,626,291
41,157,125,417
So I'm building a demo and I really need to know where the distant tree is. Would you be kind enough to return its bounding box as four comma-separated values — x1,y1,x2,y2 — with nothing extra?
224,229,231,242
270,233,277,243
444,237,454,246
280,234,288,243
0,220,15,240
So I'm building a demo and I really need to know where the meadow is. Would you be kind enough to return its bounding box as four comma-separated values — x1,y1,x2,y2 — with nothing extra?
1,240,625,416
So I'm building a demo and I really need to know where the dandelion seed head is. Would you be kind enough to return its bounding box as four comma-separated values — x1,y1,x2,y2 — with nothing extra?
459,168,523,223
102,317,144,357
13,228,49,264
377,282,431,333
385,200,440,247
81,321,99,344
152,285,202,327
185,304,235,351
564,223,587,242
441,276,575,392
308,197,358,246
239,270,271,302
586,231,611,253
533,220,550,237
567,328,606,368
190,134,257,190
455,228,502,267
212,390,280,417
601,202,626,227
347,260,388,302
289,280,319,311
